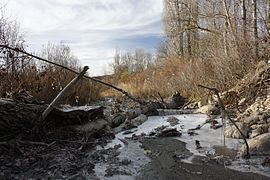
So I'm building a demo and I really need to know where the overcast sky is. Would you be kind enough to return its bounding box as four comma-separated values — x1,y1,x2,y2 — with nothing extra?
3,0,164,76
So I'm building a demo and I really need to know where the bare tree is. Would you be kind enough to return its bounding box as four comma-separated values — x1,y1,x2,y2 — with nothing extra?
242,0,248,44
253,0,259,57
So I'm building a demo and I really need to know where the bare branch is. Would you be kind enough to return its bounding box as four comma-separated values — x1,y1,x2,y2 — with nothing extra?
0,44,145,105
198,84,250,158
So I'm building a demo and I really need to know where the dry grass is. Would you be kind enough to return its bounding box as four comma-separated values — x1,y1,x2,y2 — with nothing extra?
112,50,259,101
0,60,101,105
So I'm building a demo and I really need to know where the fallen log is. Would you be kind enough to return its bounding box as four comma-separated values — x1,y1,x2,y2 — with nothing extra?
0,98,105,140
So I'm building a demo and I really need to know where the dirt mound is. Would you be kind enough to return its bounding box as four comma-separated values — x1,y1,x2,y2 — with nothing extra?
223,61,270,112
222,61,270,157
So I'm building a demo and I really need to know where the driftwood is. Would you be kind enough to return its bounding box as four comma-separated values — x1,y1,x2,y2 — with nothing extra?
0,44,145,105
0,98,104,140
42,66,89,120
198,84,250,158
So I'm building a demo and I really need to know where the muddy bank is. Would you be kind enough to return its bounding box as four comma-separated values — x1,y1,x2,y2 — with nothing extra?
137,138,269,180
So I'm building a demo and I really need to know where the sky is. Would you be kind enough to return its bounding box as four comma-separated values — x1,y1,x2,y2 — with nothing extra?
3,0,164,76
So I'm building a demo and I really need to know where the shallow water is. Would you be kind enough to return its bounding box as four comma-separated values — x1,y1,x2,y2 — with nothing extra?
104,113,270,178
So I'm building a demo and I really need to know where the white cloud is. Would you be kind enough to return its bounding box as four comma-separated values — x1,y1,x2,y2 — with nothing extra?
3,0,164,75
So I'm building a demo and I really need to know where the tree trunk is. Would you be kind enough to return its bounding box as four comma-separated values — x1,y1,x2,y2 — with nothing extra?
253,0,259,57
223,0,240,55
242,0,248,44
267,0,270,35
175,0,184,56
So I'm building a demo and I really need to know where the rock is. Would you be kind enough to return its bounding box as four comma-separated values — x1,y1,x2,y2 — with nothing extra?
195,140,202,149
125,134,142,141
240,133,270,156
158,109,195,116
211,156,232,166
196,104,220,115
123,114,148,130
142,102,163,116
250,124,269,138
122,130,135,135
250,124,259,130
211,124,223,129
260,124,269,132
262,157,270,166
166,116,180,126
149,125,168,136
187,129,198,136
198,101,205,108
250,129,264,138
244,97,270,116
110,113,127,128
196,105,210,114
111,98,122,114
126,108,143,119
165,92,185,109
184,102,199,109
120,158,132,166
224,123,250,139
243,115,259,125
76,119,114,138
157,127,182,137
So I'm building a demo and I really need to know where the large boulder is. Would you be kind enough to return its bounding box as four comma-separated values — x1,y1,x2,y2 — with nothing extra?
123,114,148,130
165,92,185,109
240,133,270,156
224,123,250,139
109,113,127,128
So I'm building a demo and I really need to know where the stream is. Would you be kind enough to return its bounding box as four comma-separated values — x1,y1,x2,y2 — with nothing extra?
95,113,270,179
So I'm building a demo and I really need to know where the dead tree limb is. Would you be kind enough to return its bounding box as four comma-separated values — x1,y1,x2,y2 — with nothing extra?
198,84,250,158
42,66,89,121
0,44,145,105
157,92,165,104
17,140,56,147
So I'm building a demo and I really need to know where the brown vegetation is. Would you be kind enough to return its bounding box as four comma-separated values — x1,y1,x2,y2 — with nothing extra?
109,0,270,102
0,11,101,105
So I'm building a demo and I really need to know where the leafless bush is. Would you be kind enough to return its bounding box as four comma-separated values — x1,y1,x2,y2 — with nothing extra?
0,11,101,104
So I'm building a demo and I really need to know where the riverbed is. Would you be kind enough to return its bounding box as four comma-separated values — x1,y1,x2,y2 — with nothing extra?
96,113,270,179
